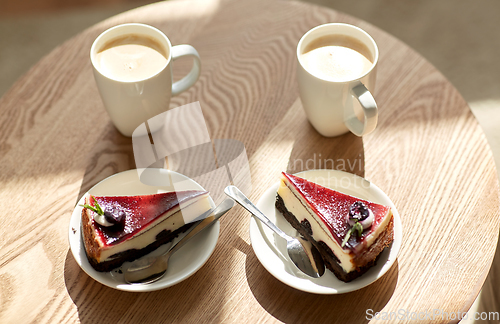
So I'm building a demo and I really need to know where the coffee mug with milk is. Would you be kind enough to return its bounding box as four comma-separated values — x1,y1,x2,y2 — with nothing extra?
297,23,378,137
90,23,201,137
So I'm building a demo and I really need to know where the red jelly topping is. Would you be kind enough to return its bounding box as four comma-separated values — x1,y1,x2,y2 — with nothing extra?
282,172,391,250
89,191,207,246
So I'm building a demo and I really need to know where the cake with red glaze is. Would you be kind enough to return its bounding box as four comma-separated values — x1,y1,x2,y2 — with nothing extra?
275,172,394,282
81,190,212,272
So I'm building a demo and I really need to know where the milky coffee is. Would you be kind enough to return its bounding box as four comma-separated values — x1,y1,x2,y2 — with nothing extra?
95,34,168,82
300,34,373,82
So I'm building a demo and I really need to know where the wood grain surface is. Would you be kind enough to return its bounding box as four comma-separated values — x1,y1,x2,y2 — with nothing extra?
0,0,499,323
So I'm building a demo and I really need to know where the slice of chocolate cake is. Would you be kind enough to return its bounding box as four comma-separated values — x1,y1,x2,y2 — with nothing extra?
275,172,394,282
81,191,212,272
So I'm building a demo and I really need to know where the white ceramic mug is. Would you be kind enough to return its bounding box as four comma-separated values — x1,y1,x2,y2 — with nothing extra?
90,23,201,137
297,23,379,137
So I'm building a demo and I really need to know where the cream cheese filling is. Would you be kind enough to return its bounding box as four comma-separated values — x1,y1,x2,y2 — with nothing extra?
277,179,391,273
87,193,212,262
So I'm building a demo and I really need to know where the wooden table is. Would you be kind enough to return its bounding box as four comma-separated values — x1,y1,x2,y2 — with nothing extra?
1,0,499,322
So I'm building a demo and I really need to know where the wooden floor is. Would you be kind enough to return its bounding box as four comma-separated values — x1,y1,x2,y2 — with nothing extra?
0,0,155,15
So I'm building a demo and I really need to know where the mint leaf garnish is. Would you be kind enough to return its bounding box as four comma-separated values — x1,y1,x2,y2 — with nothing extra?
92,196,103,215
341,229,352,247
79,196,104,215
342,220,365,247
354,222,363,237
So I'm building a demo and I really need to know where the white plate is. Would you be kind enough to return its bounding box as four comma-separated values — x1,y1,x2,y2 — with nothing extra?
68,168,219,292
249,169,402,294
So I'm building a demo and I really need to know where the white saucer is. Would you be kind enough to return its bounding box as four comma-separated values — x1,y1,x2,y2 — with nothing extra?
68,168,219,292
249,169,402,294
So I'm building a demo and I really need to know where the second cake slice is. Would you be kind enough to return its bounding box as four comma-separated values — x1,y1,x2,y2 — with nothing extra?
275,172,394,282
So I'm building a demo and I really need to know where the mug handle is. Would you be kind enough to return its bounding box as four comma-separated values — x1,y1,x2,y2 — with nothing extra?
171,45,201,96
345,83,378,136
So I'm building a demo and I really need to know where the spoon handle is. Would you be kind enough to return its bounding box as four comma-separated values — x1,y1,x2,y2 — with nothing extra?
224,185,290,240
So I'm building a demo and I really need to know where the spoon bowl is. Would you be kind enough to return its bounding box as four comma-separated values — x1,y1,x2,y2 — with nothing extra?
224,185,325,278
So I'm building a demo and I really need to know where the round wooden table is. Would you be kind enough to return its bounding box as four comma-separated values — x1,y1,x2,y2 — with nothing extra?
1,0,498,322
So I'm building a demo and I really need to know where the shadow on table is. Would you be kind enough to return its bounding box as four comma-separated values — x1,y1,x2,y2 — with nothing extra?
234,235,399,324
286,123,365,178
63,250,138,322
75,123,136,202
63,246,231,323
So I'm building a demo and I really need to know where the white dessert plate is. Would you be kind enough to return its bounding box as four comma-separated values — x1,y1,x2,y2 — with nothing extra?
68,168,219,292
249,169,402,294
